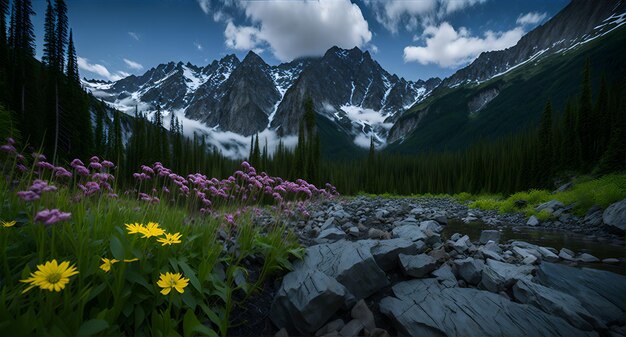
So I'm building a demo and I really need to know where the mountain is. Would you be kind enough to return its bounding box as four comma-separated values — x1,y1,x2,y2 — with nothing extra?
387,0,626,153
83,47,439,156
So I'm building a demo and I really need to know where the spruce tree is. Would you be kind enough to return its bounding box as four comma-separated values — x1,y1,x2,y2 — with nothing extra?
561,100,582,170
42,0,56,67
594,75,609,157
578,59,593,167
538,100,553,180
252,133,261,169
54,0,68,72
66,30,79,83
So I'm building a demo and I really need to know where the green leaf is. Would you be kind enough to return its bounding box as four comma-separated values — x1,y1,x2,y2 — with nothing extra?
77,319,109,336
183,309,218,337
178,260,202,293
110,235,125,260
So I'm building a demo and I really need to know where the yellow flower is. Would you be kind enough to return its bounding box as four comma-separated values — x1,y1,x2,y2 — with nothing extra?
157,272,189,295
20,259,79,293
125,223,145,234
99,258,119,272
157,232,182,246
123,258,139,262
142,222,165,238
1,220,16,228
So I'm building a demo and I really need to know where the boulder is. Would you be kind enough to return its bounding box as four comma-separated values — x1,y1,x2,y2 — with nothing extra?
339,319,364,337
270,269,353,335
577,253,600,263
452,235,472,253
480,259,534,293
479,230,501,244
536,200,565,213
316,227,346,242
432,264,457,288
399,254,437,278
321,217,336,231
361,238,418,271
351,299,375,332
537,246,559,262
348,226,360,236
433,214,448,225
558,248,575,261
393,217,418,227
379,279,596,337
512,279,605,331
298,240,389,300
315,319,345,337
603,198,626,234
527,215,540,226
429,246,449,263
419,220,442,233
454,257,484,285
536,262,626,326
391,225,427,242
368,228,390,240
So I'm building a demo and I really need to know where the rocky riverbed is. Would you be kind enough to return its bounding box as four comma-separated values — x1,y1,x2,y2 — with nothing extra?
244,196,626,337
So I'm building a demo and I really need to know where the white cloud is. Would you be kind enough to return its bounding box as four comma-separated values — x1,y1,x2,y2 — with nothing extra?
197,0,210,14
123,58,144,70
128,32,140,41
78,57,128,81
516,12,547,26
194,41,204,51
403,22,524,67
364,0,487,33
216,0,372,61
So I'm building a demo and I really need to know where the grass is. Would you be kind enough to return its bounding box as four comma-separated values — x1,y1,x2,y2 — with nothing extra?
0,147,317,336
464,174,626,218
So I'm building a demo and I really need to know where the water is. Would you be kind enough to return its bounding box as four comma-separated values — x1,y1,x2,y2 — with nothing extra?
443,220,625,275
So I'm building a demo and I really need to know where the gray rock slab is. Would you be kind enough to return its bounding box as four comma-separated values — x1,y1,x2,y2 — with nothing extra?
454,257,484,285
432,264,457,288
480,259,534,293
603,198,626,234
399,253,437,278
391,225,427,242
360,238,418,271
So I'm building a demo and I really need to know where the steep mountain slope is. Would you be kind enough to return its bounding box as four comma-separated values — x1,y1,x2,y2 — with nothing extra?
387,0,626,153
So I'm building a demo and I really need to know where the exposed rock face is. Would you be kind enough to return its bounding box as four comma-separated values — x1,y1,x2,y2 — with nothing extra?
379,279,597,337
603,198,626,234
468,88,500,116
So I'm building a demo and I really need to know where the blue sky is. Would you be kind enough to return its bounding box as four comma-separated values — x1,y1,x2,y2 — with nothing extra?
31,0,570,82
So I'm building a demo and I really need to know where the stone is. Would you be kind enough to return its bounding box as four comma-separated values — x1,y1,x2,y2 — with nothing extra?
454,257,484,285
522,255,538,265
602,258,620,264
348,226,360,236
577,253,600,263
361,238,418,271
479,230,501,244
432,264,457,288
480,259,534,293
315,319,344,337
351,300,375,332
270,269,353,335
400,254,437,278
429,246,449,263
537,246,559,262
298,240,389,300
367,228,390,240
339,319,364,337
391,225,427,242
364,328,391,337
536,200,565,213
433,214,448,225
452,235,472,253
527,215,540,226
603,198,626,234
331,210,351,220
513,279,605,331
536,262,626,326
379,279,595,337
321,217,336,231
316,227,346,242
558,248,575,261
450,233,462,241
423,230,442,246
480,248,504,261
419,220,442,233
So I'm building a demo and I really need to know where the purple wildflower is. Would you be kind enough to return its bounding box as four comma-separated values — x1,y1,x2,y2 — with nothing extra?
35,209,71,225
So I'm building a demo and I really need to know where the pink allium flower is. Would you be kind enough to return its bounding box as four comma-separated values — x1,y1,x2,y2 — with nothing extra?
54,167,72,178
89,162,103,170
35,209,71,225
75,165,90,176
17,190,40,201
89,156,100,163
101,160,114,168
70,159,85,168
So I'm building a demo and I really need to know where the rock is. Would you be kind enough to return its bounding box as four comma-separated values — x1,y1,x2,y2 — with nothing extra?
367,228,390,240
513,279,605,331
450,233,462,241
603,198,626,234
522,255,538,265
452,235,472,253
480,259,534,293
527,215,540,226
429,246,449,263
537,246,559,262
274,328,289,337
432,264,457,288
512,246,534,260
602,258,620,264
393,217,418,227
419,220,442,233
315,319,344,337
536,262,626,326
577,253,600,263
536,200,565,213
298,240,389,300
400,254,437,278
410,207,424,215
479,230,501,244
433,214,448,225
454,257,484,285
348,226,360,236
379,279,595,337
391,225,427,242
351,300,375,332
480,247,504,261
364,328,391,337
331,210,351,220
423,230,442,246
340,319,364,337
270,269,353,335
362,238,419,271
375,209,389,219
321,217,336,231
555,182,573,193
558,248,575,261
316,227,346,242
483,241,501,253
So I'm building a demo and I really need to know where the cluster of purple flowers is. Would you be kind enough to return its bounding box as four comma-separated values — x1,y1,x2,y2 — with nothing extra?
73,157,116,197
17,179,58,201
34,209,71,225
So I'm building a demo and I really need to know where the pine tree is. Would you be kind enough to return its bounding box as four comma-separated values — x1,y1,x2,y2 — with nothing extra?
594,75,609,157
66,30,79,83
54,0,68,72
578,59,593,167
248,134,254,161
561,100,582,170
252,133,261,168
538,100,553,181
42,0,56,67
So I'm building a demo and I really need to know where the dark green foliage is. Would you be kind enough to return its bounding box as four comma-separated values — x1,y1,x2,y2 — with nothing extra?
578,59,594,167
54,0,68,72
66,30,78,84
537,100,553,181
42,0,56,67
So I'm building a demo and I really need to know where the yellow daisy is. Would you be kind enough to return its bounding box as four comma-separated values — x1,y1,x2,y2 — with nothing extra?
2,220,16,228
156,232,182,246
157,272,189,295
142,222,165,238
99,258,119,272
125,223,145,235
20,259,79,293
